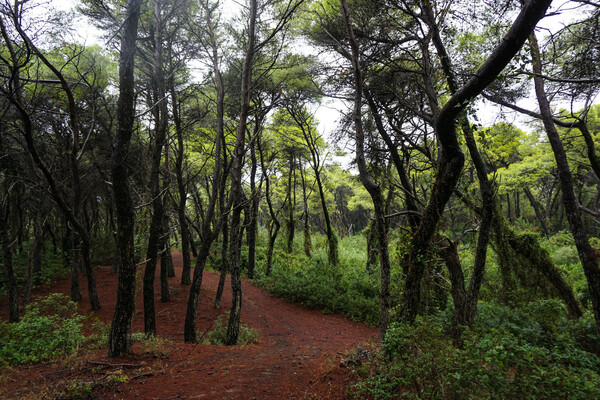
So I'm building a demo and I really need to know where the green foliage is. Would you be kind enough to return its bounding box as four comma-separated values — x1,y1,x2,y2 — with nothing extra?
353,304,600,400
257,234,389,324
86,318,111,349
0,293,84,366
203,313,260,346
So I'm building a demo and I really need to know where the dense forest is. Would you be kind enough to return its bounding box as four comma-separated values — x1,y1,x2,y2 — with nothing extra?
2,0,600,398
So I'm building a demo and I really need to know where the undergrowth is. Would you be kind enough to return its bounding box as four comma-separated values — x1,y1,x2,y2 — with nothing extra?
351,300,600,400
0,293,84,366
202,312,260,346
255,233,391,325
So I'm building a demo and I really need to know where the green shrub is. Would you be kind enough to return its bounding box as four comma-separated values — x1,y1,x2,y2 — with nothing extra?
353,306,600,400
0,293,85,366
203,313,259,346
255,233,386,325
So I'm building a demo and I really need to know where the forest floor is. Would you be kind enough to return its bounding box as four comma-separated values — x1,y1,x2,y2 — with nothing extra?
0,252,379,399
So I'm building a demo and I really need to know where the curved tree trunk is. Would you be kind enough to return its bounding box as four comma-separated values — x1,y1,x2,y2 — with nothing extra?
399,0,552,322
529,32,600,331
340,0,390,336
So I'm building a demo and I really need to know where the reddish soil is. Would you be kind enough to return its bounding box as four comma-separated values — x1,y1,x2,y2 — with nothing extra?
0,252,379,399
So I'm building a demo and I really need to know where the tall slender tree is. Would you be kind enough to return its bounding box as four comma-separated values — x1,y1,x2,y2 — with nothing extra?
108,0,144,357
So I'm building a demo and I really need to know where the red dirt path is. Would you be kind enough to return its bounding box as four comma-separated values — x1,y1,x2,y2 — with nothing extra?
0,252,379,399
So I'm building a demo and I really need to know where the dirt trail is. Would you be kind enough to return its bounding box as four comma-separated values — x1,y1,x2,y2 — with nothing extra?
0,252,378,399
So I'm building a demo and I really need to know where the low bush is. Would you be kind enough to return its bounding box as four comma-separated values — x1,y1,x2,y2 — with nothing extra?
255,233,387,325
0,293,85,366
353,302,600,400
203,312,260,346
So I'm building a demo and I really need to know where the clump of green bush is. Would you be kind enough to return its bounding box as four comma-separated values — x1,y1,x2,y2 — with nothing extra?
255,234,389,324
0,293,85,366
202,312,259,346
352,300,600,400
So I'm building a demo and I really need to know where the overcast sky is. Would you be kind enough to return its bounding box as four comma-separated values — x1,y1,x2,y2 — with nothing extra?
45,0,596,166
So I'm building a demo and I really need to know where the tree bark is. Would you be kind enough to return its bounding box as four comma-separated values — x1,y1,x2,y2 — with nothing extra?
0,8,101,311
0,193,19,322
286,151,296,253
225,0,257,345
247,138,259,279
143,0,170,337
184,0,228,342
258,136,281,276
300,161,312,258
108,0,143,357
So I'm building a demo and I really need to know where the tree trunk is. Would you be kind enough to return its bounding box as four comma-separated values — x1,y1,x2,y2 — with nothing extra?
184,233,218,341
340,0,390,336
286,151,295,253
160,235,171,302
0,194,19,322
215,212,229,309
143,0,170,336
25,202,43,304
184,0,228,342
300,162,312,258
363,88,420,232
224,0,257,346
441,240,467,342
399,0,552,322
258,136,281,276
171,80,191,285
315,169,338,266
529,31,600,331
108,0,143,357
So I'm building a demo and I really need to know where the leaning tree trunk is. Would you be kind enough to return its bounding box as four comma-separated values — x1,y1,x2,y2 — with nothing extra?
184,0,228,342
399,0,552,322
523,186,551,237
422,0,495,328
340,0,390,337
529,31,600,332
2,11,102,311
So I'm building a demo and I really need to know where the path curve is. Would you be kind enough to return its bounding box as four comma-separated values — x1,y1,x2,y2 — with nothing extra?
1,252,379,399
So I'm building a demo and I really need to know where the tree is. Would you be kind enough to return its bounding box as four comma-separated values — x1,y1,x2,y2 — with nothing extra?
108,0,144,357
399,0,553,322
528,28,600,333
0,3,102,311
